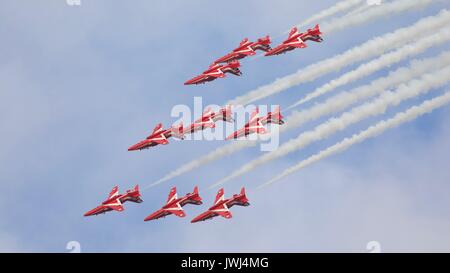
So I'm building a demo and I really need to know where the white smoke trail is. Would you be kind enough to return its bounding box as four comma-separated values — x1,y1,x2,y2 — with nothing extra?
261,91,450,188
289,25,450,108
150,52,450,186
228,9,450,106
283,52,450,131
322,0,441,33
294,0,364,30
212,66,450,187
344,2,374,17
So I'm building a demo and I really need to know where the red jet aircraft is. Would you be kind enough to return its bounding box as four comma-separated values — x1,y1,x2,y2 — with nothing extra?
184,105,234,134
128,122,184,151
265,24,323,56
144,186,202,221
184,60,242,85
84,185,143,217
191,187,249,223
260,106,285,126
226,107,267,140
213,36,272,64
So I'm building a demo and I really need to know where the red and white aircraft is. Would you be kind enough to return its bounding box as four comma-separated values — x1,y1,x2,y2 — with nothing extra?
265,24,323,56
260,106,285,126
144,186,203,221
184,60,242,85
191,187,249,223
184,105,234,134
128,122,184,151
84,185,143,217
226,107,267,140
213,36,272,64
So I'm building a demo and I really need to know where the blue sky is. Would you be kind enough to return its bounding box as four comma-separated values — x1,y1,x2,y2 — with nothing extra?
1,0,450,252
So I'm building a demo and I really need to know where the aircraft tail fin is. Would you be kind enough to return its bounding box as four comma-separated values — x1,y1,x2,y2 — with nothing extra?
288,26,299,38
250,107,260,122
240,187,246,196
171,121,185,139
221,105,234,122
166,187,178,204
146,123,164,139
238,187,250,206
266,105,284,125
189,186,203,204
314,24,322,34
214,188,225,205
239,38,249,47
106,186,119,201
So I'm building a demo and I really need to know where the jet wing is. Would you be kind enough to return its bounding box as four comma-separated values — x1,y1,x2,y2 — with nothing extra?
84,206,108,216
201,117,215,128
184,74,210,85
148,134,169,145
105,199,124,212
191,210,217,223
205,70,225,78
213,105,233,123
213,208,232,219
164,204,186,217
286,38,308,48
191,205,232,223
265,44,290,56
226,122,266,140
233,46,256,56
185,123,200,134
226,127,247,140
186,118,215,134
214,52,240,64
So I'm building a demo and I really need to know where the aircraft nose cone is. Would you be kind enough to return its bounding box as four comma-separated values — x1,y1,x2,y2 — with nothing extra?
128,144,140,151
184,78,196,85
83,211,94,217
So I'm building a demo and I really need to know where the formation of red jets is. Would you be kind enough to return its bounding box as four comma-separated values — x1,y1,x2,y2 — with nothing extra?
185,25,323,85
85,185,249,223
85,24,323,223
127,105,285,150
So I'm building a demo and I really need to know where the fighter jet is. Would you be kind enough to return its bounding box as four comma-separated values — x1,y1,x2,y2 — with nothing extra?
226,107,267,140
128,122,184,151
184,60,242,85
260,106,285,126
84,185,143,217
265,24,323,56
184,105,234,134
213,36,272,64
144,186,202,221
191,187,249,223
